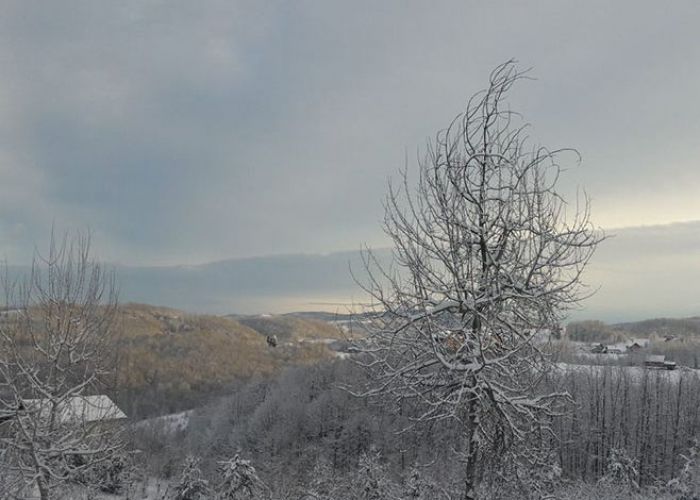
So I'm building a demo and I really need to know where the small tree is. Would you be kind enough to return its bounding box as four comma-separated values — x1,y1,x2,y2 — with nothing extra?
601,448,639,491
0,232,123,499
404,466,425,500
355,448,391,500
358,61,603,500
87,447,134,495
304,457,335,500
668,440,700,499
174,455,210,500
215,453,265,500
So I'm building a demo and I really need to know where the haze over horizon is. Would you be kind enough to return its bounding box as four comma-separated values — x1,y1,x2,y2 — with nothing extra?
82,219,700,323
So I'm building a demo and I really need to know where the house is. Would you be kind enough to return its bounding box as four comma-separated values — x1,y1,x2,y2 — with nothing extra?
644,355,677,370
21,395,127,427
628,342,645,352
590,343,608,354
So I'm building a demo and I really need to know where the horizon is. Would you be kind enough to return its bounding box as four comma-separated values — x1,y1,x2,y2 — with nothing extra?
8,218,700,324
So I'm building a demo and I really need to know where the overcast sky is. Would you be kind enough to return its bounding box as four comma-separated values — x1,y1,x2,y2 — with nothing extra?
1,1,699,268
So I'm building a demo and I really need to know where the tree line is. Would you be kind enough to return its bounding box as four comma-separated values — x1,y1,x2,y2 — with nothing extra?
133,359,700,499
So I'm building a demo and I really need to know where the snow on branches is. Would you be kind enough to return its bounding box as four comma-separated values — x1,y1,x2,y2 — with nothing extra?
356,61,603,500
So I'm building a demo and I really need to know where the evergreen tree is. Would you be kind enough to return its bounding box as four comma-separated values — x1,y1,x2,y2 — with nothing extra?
174,455,210,500
216,453,265,500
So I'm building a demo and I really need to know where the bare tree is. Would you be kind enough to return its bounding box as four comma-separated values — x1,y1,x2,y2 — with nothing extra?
0,231,124,499
357,61,603,500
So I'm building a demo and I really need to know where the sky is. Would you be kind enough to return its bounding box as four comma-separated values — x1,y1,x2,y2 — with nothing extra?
104,223,700,322
0,1,699,318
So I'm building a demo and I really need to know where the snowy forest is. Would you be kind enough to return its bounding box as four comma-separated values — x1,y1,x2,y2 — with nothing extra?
2,52,700,500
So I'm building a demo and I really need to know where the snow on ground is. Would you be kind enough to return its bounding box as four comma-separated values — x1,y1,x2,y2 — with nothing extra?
554,362,700,383
135,410,192,434
57,477,172,500
119,477,172,500
575,352,627,361
295,336,356,359
296,337,338,344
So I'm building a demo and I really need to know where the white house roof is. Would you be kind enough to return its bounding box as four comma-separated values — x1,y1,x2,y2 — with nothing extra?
22,395,127,424
608,338,651,352
645,355,666,364
630,338,650,347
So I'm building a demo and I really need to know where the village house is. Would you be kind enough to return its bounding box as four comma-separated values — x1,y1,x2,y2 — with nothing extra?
19,395,127,430
644,355,677,370
0,395,127,454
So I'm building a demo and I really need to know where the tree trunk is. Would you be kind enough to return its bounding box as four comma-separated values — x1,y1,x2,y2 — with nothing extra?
463,399,480,500
37,473,50,500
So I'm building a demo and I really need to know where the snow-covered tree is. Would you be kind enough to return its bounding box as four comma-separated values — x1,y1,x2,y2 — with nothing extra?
215,453,265,500
601,448,639,491
356,448,391,500
174,455,210,500
483,446,563,500
303,457,335,500
404,466,427,500
86,447,134,495
357,61,603,500
668,440,700,499
0,232,124,500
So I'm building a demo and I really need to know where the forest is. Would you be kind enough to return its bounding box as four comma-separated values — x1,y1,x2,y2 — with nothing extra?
129,355,700,500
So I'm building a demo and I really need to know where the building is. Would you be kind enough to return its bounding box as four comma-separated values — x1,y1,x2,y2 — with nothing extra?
590,343,607,354
627,342,644,352
20,395,127,427
644,355,677,370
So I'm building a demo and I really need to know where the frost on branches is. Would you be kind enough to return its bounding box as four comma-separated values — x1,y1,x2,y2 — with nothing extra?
357,61,603,500
174,455,210,500
215,453,266,500
668,439,700,499
601,448,639,491
0,233,125,500
356,449,391,500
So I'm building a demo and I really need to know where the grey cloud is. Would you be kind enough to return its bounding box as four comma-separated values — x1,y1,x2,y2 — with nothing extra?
42,221,699,322
0,1,699,267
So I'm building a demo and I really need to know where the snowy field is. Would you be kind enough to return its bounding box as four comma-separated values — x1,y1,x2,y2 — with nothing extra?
554,361,700,383
135,410,193,434
45,477,173,500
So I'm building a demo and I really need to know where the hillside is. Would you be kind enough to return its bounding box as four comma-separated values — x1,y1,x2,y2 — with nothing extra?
114,304,339,418
613,316,700,338
567,316,700,343
231,313,346,342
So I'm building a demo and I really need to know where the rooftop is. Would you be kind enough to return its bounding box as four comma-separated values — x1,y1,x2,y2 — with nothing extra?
22,395,127,424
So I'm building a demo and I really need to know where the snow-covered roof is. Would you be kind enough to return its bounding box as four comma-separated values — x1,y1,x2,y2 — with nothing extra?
607,338,650,352
22,395,127,424
629,338,650,347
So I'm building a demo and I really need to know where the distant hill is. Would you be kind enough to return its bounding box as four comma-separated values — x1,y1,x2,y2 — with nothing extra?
613,317,700,338
6,220,700,321
114,304,340,418
231,314,345,342
283,311,359,322
113,250,391,315
567,315,700,343
113,221,700,322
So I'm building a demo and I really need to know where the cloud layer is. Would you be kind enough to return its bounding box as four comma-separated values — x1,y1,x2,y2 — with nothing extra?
109,221,700,322
0,2,699,266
